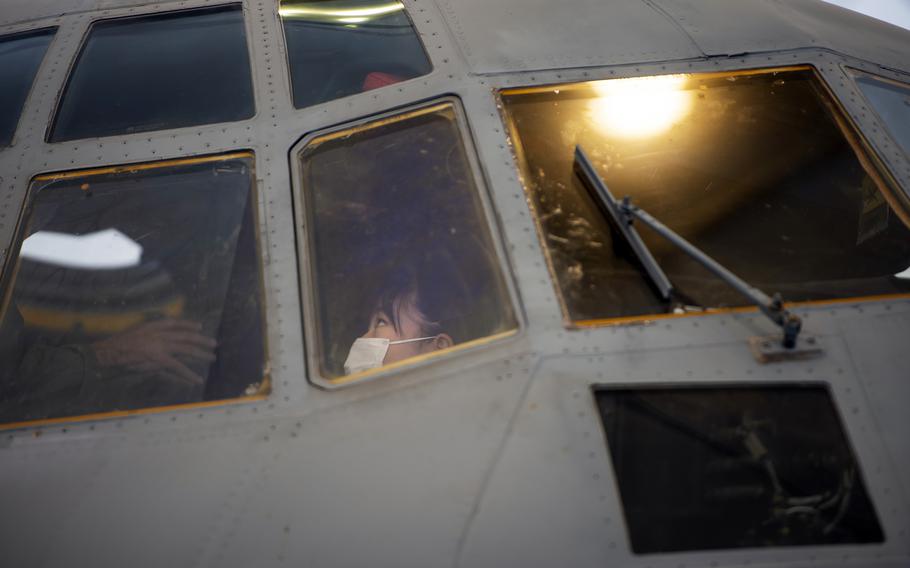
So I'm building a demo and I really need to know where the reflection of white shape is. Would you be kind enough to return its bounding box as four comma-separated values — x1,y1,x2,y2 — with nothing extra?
589,74,694,140
896,265,910,280
20,228,143,270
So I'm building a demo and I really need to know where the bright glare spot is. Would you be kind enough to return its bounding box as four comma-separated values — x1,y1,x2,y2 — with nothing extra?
20,228,143,270
895,265,910,279
279,1,404,21
588,74,693,139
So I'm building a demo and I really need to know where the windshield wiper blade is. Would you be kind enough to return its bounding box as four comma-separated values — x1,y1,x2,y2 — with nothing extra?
574,147,674,302
574,145,802,349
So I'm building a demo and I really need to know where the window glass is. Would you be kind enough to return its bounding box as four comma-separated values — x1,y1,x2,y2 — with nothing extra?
0,153,266,424
280,0,432,109
299,102,516,383
501,68,910,324
594,385,884,553
0,28,55,147
49,6,254,142
850,70,910,157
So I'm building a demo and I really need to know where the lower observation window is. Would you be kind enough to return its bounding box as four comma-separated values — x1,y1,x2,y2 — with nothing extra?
500,67,910,324
0,152,266,426
594,385,884,554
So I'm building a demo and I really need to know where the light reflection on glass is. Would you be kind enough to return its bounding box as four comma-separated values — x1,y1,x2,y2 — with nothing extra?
20,228,143,270
589,74,693,139
278,0,404,23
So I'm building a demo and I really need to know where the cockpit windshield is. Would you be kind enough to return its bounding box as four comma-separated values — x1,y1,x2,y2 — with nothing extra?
500,67,910,324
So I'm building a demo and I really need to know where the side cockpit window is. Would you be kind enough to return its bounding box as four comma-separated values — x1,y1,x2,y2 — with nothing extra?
500,68,910,325
849,69,910,157
0,28,55,147
0,153,266,425
49,5,254,142
279,0,432,109
296,102,517,386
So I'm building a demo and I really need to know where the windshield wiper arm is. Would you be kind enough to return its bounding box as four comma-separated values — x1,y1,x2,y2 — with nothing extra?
574,145,802,349
574,146,674,302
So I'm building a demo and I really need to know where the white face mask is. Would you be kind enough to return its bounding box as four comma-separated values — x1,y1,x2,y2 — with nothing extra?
343,336,436,375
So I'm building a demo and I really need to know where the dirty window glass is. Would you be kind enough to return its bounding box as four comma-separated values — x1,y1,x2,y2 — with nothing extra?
0,153,266,424
280,0,432,109
49,5,254,142
299,102,516,383
0,28,55,147
850,70,910,157
501,69,910,323
594,385,884,553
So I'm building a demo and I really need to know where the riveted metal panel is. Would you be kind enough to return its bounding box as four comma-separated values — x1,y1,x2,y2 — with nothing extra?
652,0,910,74
434,0,701,75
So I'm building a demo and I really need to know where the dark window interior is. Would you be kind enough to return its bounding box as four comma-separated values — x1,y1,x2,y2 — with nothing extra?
594,385,884,554
0,154,264,423
0,28,55,147
281,0,432,109
49,5,254,142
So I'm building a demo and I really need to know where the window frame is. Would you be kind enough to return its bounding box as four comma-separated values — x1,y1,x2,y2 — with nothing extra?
0,26,57,149
845,66,910,161
0,151,271,431
45,3,258,144
276,0,434,111
497,64,910,330
290,97,523,389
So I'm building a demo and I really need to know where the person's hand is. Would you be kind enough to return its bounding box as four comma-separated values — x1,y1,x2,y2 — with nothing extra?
92,319,217,385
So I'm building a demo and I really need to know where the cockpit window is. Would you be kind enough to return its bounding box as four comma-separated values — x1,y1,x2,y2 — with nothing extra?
49,5,254,142
849,69,910,157
279,0,432,109
594,385,884,553
0,28,55,147
0,153,266,426
297,101,517,385
500,68,910,325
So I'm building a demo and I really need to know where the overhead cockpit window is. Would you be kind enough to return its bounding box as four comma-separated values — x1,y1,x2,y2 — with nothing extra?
49,5,254,142
594,385,884,553
0,28,55,147
500,68,910,325
279,0,432,109
0,153,266,426
849,69,910,157
297,101,517,386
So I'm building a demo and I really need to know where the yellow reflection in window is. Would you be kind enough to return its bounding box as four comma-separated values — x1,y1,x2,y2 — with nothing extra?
588,74,693,139
278,0,404,24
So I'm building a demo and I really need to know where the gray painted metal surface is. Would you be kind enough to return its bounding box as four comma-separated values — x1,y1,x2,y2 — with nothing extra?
0,1,908,567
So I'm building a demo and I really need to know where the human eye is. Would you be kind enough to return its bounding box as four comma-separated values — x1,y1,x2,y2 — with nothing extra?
372,312,390,328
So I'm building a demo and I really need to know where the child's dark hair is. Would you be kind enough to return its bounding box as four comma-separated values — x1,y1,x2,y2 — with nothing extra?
373,246,502,345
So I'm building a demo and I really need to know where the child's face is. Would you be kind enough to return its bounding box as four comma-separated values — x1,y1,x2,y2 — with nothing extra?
361,295,435,365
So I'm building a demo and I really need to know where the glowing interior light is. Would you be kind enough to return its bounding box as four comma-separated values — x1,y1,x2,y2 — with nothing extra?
896,265,910,279
279,1,404,20
588,74,694,139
